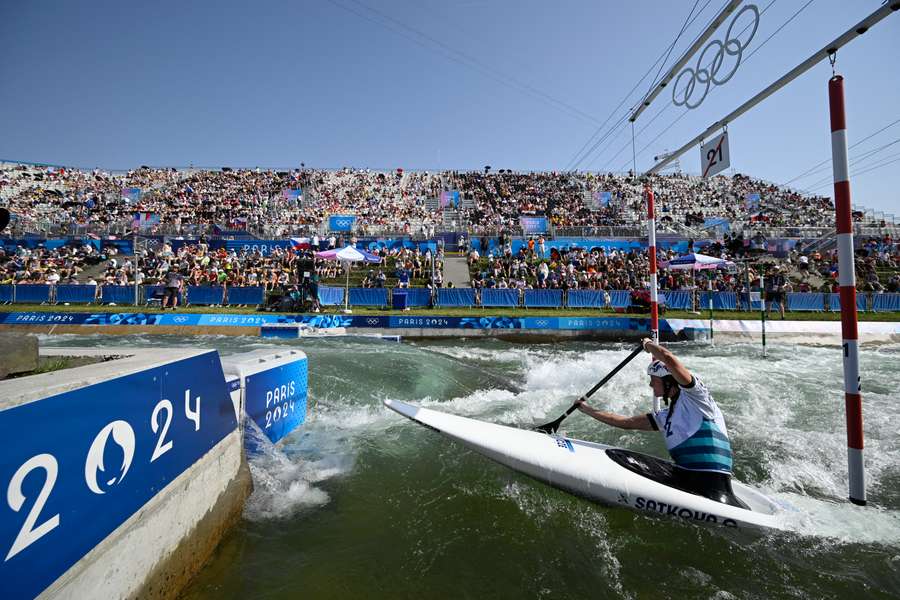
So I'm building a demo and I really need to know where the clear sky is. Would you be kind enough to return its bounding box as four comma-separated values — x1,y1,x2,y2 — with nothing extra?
2,1,898,214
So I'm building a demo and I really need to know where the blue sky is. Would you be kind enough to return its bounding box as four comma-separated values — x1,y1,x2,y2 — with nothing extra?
2,1,898,214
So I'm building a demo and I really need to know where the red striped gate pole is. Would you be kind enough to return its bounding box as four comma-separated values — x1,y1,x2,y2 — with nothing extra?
829,74,865,506
646,184,660,412
646,183,659,342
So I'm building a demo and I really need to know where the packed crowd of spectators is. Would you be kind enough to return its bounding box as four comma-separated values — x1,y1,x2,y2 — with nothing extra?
6,163,890,240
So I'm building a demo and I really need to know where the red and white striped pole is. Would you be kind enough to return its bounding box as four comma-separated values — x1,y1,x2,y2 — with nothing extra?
829,74,865,506
646,184,660,412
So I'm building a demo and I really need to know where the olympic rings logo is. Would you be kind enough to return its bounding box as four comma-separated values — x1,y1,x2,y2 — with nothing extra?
334,218,353,228
672,4,759,110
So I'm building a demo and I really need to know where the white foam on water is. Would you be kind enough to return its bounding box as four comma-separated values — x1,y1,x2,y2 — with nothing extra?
242,423,333,521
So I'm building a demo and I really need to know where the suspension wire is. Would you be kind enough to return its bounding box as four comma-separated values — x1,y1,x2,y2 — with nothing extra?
617,0,811,173
565,0,719,171
781,117,900,186
644,0,703,102
596,102,674,171
795,136,900,189
803,143,900,191
326,0,605,126
806,155,900,192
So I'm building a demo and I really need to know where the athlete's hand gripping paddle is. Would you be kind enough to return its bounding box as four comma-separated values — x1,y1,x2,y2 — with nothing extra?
534,344,644,435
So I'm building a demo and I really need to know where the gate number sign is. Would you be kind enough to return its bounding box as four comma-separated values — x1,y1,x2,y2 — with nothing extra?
701,131,730,178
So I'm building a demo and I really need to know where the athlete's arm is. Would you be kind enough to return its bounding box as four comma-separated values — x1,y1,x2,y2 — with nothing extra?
576,400,654,431
642,339,692,386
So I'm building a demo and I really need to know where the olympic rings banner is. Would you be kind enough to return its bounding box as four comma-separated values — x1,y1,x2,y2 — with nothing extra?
328,215,357,232
671,4,759,110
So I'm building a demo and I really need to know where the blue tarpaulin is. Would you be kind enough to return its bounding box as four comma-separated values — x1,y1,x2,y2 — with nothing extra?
349,288,388,306
317,286,344,306
524,289,563,308
481,289,520,307
437,288,476,307
786,293,825,311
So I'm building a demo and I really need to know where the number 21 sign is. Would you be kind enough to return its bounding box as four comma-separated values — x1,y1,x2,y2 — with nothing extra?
701,131,730,178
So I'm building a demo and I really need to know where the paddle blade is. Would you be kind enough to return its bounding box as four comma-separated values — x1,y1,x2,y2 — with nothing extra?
534,416,564,435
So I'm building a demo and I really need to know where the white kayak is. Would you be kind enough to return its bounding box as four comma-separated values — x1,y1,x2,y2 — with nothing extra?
384,399,788,532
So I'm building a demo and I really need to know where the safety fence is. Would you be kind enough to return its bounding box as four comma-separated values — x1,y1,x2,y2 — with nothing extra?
1,283,898,313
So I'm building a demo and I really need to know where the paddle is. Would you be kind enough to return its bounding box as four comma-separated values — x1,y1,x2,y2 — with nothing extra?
535,343,644,434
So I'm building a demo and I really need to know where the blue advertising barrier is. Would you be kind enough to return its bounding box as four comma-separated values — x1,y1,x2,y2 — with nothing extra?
480,289,520,307
317,286,344,306
873,293,900,313
402,288,432,307
609,291,632,308
0,285,13,303
699,291,737,310
661,290,693,310
225,286,265,306
0,351,236,599
243,357,308,446
12,285,52,304
100,285,137,305
186,286,225,306
829,292,868,312
524,289,562,308
55,284,97,304
437,288,476,307
786,293,825,312
348,288,388,307
567,290,606,308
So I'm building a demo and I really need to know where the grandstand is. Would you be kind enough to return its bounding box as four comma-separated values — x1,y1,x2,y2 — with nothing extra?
1,161,897,312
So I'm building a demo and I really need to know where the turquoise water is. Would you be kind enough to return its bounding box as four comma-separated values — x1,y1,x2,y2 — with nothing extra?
41,335,900,598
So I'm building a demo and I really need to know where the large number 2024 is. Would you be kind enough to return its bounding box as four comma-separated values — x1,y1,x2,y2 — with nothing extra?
3,390,201,562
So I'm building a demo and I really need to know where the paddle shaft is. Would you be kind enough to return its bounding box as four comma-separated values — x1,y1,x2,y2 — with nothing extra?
571,344,644,409
537,344,644,432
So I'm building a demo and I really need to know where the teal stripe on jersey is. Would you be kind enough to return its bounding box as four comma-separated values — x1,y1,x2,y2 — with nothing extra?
670,418,733,473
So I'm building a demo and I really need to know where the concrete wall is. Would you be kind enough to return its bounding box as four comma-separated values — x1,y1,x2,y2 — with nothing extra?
0,348,248,600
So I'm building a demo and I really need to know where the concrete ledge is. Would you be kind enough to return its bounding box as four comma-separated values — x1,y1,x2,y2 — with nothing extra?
40,430,250,600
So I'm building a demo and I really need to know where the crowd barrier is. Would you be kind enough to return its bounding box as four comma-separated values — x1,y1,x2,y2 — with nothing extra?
0,284,898,313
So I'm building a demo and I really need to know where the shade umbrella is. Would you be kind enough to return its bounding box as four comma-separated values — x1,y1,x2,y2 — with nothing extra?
660,252,733,271
315,245,382,312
